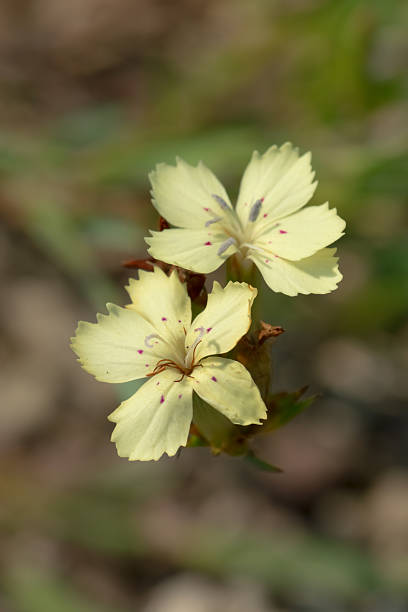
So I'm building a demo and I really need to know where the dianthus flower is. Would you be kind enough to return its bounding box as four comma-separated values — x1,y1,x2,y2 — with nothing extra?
71,268,266,461
146,143,345,296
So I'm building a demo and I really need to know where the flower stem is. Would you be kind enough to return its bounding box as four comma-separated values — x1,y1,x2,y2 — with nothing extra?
226,254,256,284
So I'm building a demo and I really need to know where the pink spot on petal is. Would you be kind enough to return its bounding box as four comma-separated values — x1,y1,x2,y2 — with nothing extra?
279,230,287,234
161,317,167,321
206,327,212,333
265,259,270,263
211,376,217,382
137,349,143,354
156,382,160,385
145,364,149,367
260,197,265,202
160,395,164,404
263,213,268,218
178,394,182,399
205,241,212,246
203,207,209,211
274,254,280,258
178,319,181,323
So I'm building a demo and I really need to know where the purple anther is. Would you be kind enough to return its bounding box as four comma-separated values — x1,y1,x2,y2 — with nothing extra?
212,194,229,210
217,237,237,256
249,198,263,222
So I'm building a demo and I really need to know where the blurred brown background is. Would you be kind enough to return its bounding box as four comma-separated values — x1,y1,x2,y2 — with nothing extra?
1,1,408,610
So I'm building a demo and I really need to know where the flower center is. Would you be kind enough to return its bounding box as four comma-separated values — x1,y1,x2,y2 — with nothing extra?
146,358,194,382
203,195,244,245
204,194,273,259
144,327,204,382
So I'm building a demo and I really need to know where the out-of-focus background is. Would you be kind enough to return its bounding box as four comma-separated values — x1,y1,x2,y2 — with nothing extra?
1,1,407,610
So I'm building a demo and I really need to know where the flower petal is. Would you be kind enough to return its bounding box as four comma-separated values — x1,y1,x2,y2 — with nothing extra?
248,247,342,296
186,281,256,362
253,203,346,260
71,303,164,383
126,267,191,362
236,142,317,226
192,357,266,425
149,158,232,229
109,370,193,461
145,227,236,274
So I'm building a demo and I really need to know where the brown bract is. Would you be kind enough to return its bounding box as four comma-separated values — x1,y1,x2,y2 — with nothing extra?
258,321,285,345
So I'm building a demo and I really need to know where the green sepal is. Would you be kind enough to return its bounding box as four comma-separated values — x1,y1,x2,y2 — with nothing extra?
244,450,283,473
186,433,209,448
192,395,249,456
263,387,318,432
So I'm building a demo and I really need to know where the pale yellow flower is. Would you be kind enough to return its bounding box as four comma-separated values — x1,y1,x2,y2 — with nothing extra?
71,267,266,461
146,143,345,296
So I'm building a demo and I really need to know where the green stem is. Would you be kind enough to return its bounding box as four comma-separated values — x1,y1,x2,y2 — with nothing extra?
249,265,263,326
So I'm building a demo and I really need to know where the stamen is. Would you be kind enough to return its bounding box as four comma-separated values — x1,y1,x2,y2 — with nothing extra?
185,326,205,368
217,237,237,256
205,216,223,227
212,194,229,210
241,242,265,254
248,198,263,222
144,333,162,348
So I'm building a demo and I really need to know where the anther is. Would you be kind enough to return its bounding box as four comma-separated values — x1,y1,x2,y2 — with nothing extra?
217,237,237,256
205,216,223,227
248,198,263,222
144,333,162,348
212,194,229,210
